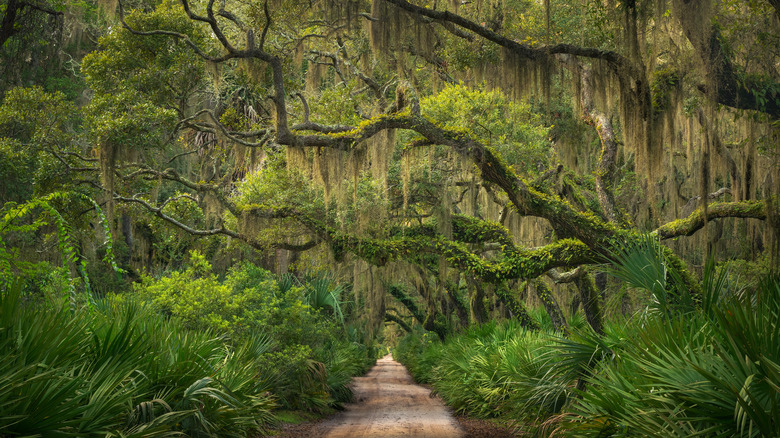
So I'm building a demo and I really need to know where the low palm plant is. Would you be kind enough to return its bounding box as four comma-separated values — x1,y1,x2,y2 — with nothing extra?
398,320,565,423
303,274,346,325
601,233,697,316
1,282,278,437
560,235,780,437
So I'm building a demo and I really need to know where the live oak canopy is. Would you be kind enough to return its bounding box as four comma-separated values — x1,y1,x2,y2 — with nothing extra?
3,0,779,334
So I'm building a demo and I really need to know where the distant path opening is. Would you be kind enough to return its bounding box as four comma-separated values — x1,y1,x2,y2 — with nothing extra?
317,354,465,438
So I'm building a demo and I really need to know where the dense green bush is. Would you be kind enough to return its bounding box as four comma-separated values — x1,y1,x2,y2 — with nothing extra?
1,250,376,436
135,251,288,336
395,321,570,421
563,274,780,437
135,253,375,411
0,282,276,437
395,238,780,437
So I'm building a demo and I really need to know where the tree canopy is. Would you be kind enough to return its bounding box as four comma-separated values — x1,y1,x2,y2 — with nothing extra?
1,0,778,336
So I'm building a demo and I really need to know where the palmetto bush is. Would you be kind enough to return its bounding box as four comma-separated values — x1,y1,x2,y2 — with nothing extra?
0,282,276,437
396,235,779,437
393,329,443,384
396,321,568,421
563,274,780,437
559,235,780,437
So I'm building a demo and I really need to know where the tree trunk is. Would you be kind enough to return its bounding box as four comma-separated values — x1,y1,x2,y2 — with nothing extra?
575,273,604,335
535,280,567,331
495,283,540,330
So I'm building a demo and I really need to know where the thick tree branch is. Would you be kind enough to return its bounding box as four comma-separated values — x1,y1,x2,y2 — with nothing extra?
384,312,412,332
534,280,567,331
388,284,425,325
547,266,584,283
382,0,643,80
655,200,767,240
580,62,620,224
494,284,539,330
116,195,319,251
574,273,603,334
680,187,731,217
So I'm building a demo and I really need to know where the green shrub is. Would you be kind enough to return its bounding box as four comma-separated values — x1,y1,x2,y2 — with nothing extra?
564,274,780,437
135,257,375,412
395,321,566,421
0,281,276,437
136,251,279,336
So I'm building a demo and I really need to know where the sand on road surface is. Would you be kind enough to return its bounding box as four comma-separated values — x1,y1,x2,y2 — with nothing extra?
315,354,465,438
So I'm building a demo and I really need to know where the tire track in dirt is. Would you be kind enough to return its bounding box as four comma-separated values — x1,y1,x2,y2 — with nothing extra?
316,354,465,438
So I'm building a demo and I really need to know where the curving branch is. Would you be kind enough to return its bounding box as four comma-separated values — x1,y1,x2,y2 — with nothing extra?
680,187,731,217
335,42,389,105
117,194,242,239
116,194,319,251
259,0,271,49
388,284,426,325
384,312,413,332
177,109,271,147
120,166,239,216
291,93,354,134
655,200,768,240
547,266,585,283
381,0,643,80
309,49,349,85
118,0,238,63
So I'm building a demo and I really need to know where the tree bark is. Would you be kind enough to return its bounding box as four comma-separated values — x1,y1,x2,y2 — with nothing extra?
535,280,567,331
574,273,604,335
494,283,540,330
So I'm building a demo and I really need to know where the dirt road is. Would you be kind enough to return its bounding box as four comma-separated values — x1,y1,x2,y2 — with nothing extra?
271,355,518,437
316,354,465,437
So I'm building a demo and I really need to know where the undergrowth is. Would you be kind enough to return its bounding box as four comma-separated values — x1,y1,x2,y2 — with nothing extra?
1,256,377,436
395,240,780,437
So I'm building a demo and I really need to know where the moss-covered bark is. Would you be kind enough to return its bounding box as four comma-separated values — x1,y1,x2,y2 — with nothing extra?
655,201,767,239
494,284,540,330
385,312,413,333
467,276,489,325
387,284,425,325
574,273,604,335
444,282,469,326
534,280,567,332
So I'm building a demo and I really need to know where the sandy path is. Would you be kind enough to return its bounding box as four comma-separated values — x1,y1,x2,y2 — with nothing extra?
315,354,465,438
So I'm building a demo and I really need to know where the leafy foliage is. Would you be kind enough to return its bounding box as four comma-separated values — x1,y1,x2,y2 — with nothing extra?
0,87,80,199
135,255,375,410
395,321,570,421
0,281,276,437
396,240,780,436
420,84,551,177
565,276,780,437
